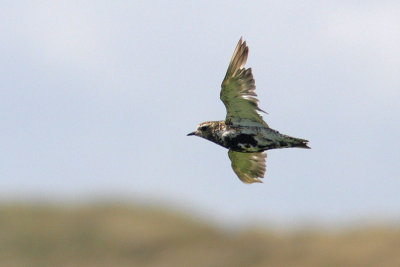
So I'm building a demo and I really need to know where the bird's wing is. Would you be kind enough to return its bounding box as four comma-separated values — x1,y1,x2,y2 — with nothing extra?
220,38,268,127
228,150,267,184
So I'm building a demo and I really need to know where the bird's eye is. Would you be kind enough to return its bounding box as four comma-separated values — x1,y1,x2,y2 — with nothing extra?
200,125,209,131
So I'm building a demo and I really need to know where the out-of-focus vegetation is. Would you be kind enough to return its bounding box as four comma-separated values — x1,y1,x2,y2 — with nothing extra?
0,204,399,267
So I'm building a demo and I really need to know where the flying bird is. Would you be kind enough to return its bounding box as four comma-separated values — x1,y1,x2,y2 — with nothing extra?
187,38,310,184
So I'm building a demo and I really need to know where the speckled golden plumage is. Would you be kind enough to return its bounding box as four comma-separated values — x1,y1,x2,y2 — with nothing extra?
188,38,309,184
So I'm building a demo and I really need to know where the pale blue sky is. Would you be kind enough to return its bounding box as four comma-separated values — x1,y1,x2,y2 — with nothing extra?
1,1,399,226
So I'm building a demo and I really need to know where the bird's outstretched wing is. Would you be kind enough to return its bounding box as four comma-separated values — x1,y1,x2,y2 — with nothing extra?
220,38,268,126
228,150,267,184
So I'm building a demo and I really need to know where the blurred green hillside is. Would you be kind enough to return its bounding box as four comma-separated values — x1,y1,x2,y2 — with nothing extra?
0,204,399,267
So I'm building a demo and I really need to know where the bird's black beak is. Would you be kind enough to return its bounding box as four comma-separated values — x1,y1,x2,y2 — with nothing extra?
187,132,196,136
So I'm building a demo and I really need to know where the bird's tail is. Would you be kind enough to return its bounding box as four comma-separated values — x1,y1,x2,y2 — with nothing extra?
292,138,310,149
277,133,310,149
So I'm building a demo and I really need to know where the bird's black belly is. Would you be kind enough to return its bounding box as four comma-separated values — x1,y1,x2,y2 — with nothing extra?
224,133,260,152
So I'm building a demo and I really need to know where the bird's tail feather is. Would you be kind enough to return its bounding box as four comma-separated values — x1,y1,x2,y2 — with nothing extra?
277,134,310,149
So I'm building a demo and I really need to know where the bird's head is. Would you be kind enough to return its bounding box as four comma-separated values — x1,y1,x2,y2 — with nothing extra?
187,121,214,139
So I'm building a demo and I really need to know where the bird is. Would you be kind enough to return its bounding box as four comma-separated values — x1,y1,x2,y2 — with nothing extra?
187,38,310,184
